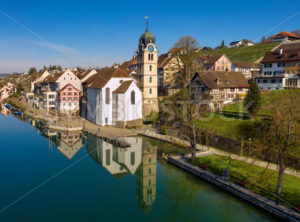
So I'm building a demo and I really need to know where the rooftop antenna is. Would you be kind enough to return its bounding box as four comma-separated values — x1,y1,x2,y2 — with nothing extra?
145,16,149,30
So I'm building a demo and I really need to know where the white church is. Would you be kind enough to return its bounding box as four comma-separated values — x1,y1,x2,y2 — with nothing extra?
85,20,159,127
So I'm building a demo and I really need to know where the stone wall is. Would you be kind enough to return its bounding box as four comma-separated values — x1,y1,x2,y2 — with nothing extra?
116,118,143,128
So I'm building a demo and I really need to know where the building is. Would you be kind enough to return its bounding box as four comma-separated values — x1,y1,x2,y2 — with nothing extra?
86,67,142,127
191,71,249,111
0,82,16,102
31,70,51,92
269,31,300,42
157,51,183,88
37,69,83,112
232,62,261,79
230,39,254,47
77,69,97,83
198,54,232,72
255,42,300,90
135,20,159,116
58,83,81,114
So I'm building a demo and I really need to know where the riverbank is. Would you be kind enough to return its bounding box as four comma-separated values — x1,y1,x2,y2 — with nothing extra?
168,155,300,222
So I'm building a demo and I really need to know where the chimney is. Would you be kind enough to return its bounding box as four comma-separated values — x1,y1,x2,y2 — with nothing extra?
280,48,283,55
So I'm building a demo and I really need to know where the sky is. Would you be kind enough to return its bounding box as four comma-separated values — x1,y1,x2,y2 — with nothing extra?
0,0,300,73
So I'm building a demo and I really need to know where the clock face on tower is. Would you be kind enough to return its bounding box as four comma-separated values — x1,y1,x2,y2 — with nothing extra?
148,45,154,52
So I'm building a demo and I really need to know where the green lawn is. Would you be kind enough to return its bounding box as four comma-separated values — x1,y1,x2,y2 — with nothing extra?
197,113,249,139
197,42,279,63
189,155,300,208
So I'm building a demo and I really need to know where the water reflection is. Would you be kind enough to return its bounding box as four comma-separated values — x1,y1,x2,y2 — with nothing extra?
0,104,10,116
28,118,158,212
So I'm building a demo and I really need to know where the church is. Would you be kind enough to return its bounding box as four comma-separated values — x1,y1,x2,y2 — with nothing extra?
85,20,159,127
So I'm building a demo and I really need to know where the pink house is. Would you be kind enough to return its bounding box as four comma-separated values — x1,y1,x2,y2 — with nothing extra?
59,83,81,114
199,54,232,72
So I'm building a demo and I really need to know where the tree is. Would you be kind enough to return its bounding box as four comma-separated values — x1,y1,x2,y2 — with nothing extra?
164,36,211,160
221,40,225,48
28,67,37,75
244,81,262,117
262,90,300,205
261,36,266,43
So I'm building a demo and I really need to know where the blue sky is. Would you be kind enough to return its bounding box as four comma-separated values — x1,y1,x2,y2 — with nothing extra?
0,0,299,73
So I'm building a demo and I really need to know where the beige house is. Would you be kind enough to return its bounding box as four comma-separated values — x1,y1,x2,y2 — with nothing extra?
191,71,249,111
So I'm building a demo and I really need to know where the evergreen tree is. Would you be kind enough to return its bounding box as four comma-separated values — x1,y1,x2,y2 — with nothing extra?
244,81,262,117
221,40,225,48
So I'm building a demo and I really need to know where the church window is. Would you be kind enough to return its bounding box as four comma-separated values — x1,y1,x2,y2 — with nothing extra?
106,149,110,166
151,54,153,60
149,77,152,83
149,168,151,175
149,65,152,72
105,88,110,104
130,152,135,166
149,88,152,94
148,54,151,60
131,90,135,105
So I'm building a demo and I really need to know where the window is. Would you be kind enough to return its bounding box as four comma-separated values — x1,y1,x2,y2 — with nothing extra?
130,152,135,166
149,168,151,175
271,79,276,83
131,90,135,105
149,88,152,94
149,77,152,83
149,65,152,72
264,63,272,68
263,79,267,83
105,88,110,104
106,149,110,166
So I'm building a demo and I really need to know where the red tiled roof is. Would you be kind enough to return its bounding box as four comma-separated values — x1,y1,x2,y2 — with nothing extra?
59,83,80,92
193,71,249,89
270,31,300,39
86,67,131,89
113,80,133,93
260,48,300,63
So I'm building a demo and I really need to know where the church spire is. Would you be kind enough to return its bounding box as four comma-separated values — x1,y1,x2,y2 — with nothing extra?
145,16,149,31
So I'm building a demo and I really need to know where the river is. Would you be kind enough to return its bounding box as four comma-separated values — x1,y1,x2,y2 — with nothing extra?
0,114,278,221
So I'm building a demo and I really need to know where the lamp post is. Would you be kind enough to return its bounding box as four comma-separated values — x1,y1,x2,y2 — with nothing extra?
248,138,252,157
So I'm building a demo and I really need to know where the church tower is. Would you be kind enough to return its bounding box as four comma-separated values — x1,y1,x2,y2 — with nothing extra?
137,18,159,117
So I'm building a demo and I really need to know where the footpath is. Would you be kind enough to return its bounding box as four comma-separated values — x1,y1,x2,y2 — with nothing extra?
137,129,300,178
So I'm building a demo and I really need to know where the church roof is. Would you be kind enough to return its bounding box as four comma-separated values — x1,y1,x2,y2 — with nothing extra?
86,67,131,89
139,22,155,46
113,80,133,94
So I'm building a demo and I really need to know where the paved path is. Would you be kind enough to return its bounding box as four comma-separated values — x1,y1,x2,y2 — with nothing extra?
138,129,300,178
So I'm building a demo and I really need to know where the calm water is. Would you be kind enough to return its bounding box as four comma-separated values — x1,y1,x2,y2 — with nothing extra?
0,114,278,222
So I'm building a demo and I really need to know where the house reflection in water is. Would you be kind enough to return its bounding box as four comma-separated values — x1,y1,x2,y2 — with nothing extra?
56,132,84,159
0,104,10,116
86,135,142,178
86,134,157,211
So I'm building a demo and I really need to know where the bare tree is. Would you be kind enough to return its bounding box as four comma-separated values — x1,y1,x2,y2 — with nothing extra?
164,36,212,160
245,90,300,205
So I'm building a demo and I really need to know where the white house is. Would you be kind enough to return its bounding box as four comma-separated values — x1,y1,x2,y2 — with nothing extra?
0,82,16,102
31,70,51,92
232,62,261,79
230,39,254,47
86,67,143,127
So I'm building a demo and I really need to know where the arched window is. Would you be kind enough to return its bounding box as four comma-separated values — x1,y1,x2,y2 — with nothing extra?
105,88,110,104
131,90,135,105
149,77,152,83
149,88,152,94
130,152,135,166
148,54,151,60
149,65,152,72
151,54,153,60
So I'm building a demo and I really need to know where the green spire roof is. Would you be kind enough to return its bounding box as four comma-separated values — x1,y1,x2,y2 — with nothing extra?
139,19,156,46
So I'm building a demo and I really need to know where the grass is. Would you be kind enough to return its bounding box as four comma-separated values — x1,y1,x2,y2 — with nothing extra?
189,155,300,208
197,42,279,63
197,113,249,139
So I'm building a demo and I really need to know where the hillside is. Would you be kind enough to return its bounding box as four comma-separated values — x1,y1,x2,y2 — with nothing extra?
197,42,280,63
